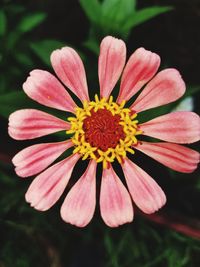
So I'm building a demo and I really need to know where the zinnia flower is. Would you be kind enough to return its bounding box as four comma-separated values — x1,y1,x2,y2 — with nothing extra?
8,36,200,227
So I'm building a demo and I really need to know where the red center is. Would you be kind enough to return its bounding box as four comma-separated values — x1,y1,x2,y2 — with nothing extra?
83,108,125,151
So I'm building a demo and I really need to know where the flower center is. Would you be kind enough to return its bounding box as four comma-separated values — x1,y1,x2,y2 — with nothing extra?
83,108,125,151
67,95,142,168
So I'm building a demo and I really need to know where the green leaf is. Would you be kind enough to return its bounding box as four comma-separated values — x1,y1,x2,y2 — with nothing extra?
79,0,102,25
17,12,47,33
0,75,7,93
184,85,200,97
0,10,7,36
15,52,33,67
0,91,64,119
0,91,36,118
30,39,66,66
123,6,173,31
101,0,136,24
6,31,21,50
137,102,175,123
6,4,25,15
83,38,99,55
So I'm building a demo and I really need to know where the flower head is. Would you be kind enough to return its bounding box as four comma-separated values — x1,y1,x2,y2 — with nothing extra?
8,36,200,227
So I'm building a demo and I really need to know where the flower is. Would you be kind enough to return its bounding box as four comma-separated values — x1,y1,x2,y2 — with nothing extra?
8,36,200,227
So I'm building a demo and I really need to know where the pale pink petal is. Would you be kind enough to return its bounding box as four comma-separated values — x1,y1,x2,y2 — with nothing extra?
23,70,76,112
122,158,166,214
130,69,186,113
60,160,97,227
100,166,133,227
140,111,200,144
135,142,200,173
13,140,73,178
98,36,126,98
51,47,89,101
25,154,80,211
117,47,160,103
8,109,70,140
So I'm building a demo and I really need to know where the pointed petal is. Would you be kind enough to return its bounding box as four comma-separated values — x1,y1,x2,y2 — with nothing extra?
61,160,97,227
135,142,200,173
98,36,126,98
122,158,166,214
117,48,160,103
51,47,89,101
23,70,76,112
140,111,200,144
25,154,80,211
131,69,186,113
100,166,133,227
13,140,73,177
8,109,70,140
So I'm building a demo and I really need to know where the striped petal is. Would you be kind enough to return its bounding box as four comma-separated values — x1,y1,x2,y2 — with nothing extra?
51,47,89,101
140,111,200,144
135,142,200,173
13,140,73,177
25,154,80,211
100,166,133,227
99,36,126,98
8,109,70,140
61,160,97,227
23,70,76,112
131,69,186,113
117,48,160,103
122,158,166,214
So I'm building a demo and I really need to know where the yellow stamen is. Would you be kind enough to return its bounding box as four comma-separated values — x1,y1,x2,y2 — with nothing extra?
66,95,142,168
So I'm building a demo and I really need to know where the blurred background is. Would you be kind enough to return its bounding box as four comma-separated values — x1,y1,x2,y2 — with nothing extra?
0,0,200,266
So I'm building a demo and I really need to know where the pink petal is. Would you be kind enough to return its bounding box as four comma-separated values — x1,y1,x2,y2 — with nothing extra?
60,160,97,227
13,140,73,178
51,47,89,101
131,69,186,113
122,158,166,214
117,47,160,103
100,166,133,227
25,154,80,211
98,36,126,98
135,142,200,173
140,111,200,144
23,70,76,112
8,109,70,140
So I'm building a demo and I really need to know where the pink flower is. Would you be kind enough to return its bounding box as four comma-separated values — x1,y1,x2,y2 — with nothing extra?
8,36,200,227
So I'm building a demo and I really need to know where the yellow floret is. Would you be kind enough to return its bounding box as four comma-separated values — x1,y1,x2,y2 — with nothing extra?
66,95,142,168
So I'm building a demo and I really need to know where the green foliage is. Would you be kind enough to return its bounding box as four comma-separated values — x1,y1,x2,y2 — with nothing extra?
0,10,7,36
16,12,47,33
101,0,136,26
80,0,172,50
184,85,200,97
79,0,102,25
30,39,66,66
0,91,36,118
122,6,173,31
83,35,100,54
0,91,64,119
0,8,49,95
1,188,200,267
103,222,200,267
